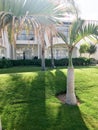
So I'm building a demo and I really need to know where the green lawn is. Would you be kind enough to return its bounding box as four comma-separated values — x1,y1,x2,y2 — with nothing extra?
0,66,98,130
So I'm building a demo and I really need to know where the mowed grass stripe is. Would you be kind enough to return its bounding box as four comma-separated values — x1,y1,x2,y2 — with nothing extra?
0,66,98,130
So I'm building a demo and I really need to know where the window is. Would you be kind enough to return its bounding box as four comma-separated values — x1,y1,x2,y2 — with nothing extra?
17,30,34,40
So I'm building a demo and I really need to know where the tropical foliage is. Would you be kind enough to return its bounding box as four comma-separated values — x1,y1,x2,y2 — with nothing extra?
58,19,98,105
0,0,78,70
87,44,97,57
79,43,90,56
79,43,97,58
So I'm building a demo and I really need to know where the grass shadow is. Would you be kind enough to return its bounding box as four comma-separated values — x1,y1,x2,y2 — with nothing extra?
47,104,89,130
1,72,47,130
45,69,67,97
45,69,88,130
0,69,90,130
0,66,41,74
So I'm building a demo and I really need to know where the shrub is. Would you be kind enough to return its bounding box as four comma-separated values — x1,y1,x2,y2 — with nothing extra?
89,58,97,65
0,57,92,68
54,58,68,66
0,58,13,68
73,57,90,66
11,59,41,66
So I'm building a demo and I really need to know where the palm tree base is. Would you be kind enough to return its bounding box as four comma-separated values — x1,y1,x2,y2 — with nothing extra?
66,93,77,105
41,68,46,71
66,67,77,105
51,65,56,69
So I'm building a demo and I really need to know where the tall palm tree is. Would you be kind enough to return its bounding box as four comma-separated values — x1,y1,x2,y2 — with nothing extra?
50,30,55,68
58,19,98,105
0,0,78,70
45,25,57,68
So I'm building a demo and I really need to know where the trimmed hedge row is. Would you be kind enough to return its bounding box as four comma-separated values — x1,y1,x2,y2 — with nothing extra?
0,57,95,68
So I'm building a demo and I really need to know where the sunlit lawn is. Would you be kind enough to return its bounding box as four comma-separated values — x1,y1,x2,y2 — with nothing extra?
0,66,98,130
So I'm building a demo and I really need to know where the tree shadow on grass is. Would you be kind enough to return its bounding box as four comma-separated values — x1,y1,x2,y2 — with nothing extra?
45,69,67,97
47,104,89,130
0,66,41,74
1,69,89,130
45,69,89,130
1,72,47,130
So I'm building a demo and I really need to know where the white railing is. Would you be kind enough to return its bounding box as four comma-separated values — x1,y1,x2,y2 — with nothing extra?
16,40,37,45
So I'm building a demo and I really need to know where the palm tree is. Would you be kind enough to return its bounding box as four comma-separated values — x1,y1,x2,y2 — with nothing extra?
0,0,76,70
45,25,57,68
58,19,98,105
50,30,55,68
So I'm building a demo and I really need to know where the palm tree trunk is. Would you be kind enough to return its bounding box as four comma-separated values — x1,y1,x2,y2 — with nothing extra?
40,27,46,71
68,50,73,67
50,33,55,68
41,39,45,71
80,53,81,57
89,54,90,58
66,50,77,105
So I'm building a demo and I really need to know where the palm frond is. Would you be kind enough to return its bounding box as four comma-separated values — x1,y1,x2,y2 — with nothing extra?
73,23,98,46
57,31,68,46
0,0,79,48
70,19,84,44
0,0,78,26
0,12,13,31
58,19,98,49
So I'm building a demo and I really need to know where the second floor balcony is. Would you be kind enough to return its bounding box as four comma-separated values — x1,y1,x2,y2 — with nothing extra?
16,30,36,45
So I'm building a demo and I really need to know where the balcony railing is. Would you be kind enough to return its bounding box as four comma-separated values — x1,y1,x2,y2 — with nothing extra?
16,40,37,45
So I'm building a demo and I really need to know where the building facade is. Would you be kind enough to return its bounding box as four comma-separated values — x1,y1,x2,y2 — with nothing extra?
0,20,98,60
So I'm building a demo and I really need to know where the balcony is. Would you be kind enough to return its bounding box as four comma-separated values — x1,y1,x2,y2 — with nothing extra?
16,34,37,44
16,40,37,45
53,37,65,44
16,30,36,45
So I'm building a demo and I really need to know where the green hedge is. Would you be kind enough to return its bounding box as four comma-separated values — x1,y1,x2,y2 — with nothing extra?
0,58,13,68
0,57,94,68
11,59,41,66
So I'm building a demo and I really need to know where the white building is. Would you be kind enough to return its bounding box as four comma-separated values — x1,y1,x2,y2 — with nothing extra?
0,20,98,60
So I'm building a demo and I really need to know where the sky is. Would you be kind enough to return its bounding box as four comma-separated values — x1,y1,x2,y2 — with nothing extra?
77,0,98,20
